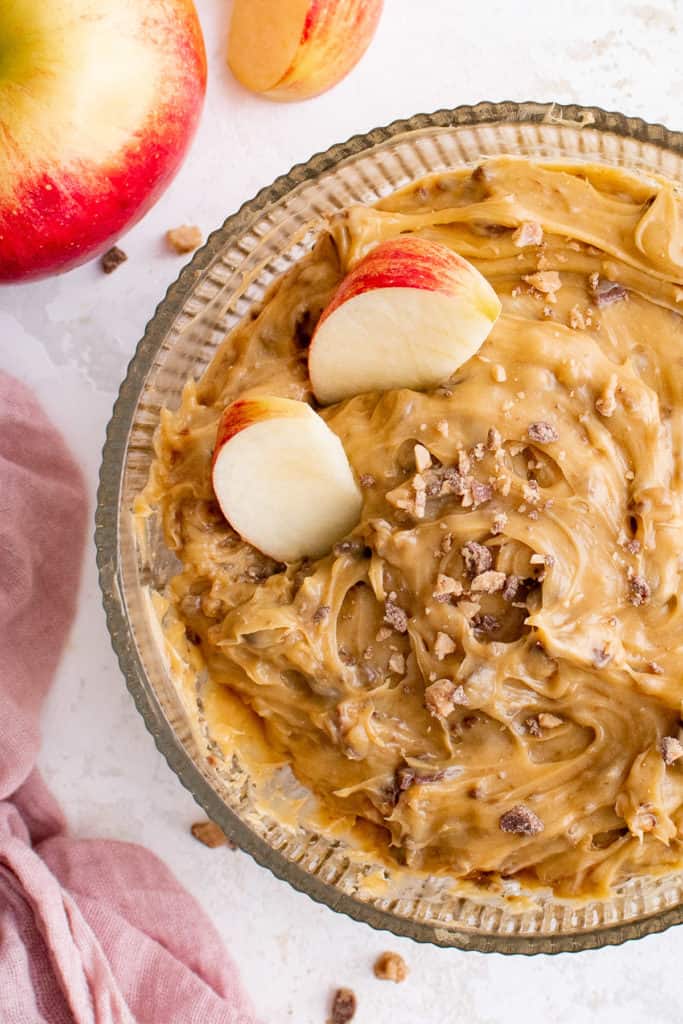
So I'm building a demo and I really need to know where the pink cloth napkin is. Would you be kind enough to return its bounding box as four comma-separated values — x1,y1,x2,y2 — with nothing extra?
0,372,258,1024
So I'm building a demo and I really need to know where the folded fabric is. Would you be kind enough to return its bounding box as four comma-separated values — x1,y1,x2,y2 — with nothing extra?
0,372,257,1024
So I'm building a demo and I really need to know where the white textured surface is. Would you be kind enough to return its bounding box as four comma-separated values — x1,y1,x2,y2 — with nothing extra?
3,1,683,1021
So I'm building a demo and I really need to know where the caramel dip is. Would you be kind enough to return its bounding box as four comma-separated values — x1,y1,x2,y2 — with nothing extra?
143,158,683,899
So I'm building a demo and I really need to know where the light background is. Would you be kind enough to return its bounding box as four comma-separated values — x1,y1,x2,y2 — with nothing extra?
3,2,683,1021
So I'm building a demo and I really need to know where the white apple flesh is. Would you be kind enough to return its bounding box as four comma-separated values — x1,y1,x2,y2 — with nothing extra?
212,396,362,563
308,236,502,405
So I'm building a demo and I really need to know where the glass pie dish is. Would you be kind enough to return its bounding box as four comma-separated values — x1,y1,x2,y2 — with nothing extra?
96,101,683,953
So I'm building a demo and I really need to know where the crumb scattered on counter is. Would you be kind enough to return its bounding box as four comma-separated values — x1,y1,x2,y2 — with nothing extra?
373,951,408,983
167,225,203,254
328,987,356,1023
101,246,127,273
190,820,236,849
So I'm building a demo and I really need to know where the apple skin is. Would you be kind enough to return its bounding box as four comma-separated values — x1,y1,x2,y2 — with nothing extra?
0,0,207,282
317,236,499,326
228,0,383,101
212,396,303,463
308,236,502,404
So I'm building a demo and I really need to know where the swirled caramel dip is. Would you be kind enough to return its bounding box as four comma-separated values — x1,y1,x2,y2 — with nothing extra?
144,158,683,898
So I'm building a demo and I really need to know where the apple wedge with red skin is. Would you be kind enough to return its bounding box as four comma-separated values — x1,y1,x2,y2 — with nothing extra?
0,0,206,282
228,0,383,101
212,396,362,563
308,236,502,405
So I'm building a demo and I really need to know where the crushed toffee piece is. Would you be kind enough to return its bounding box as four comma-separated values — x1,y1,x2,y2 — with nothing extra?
329,988,357,1024
499,805,544,836
101,246,127,273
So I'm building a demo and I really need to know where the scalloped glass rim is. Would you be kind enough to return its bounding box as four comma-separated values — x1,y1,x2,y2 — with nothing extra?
96,101,683,955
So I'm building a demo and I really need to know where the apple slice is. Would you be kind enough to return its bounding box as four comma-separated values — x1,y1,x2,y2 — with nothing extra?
308,236,502,405
212,396,362,562
228,0,383,101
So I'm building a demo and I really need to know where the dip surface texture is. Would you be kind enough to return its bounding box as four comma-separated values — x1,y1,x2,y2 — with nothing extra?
145,158,683,898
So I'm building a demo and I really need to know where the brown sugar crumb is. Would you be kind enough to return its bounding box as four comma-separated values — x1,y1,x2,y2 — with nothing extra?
388,653,406,675
499,804,544,836
527,421,559,444
526,716,542,737
471,570,506,594
628,572,651,607
661,737,683,766
523,270,562,302
191,820,236,849
434,631,457,660
373,951,408,983
313,605,330,624
166,224,203,254
512,221,543,248
461,541,493,576
359,473,375,488
384,601,409,633
425,678,468,717
648,660,663,675
101,245,127,273
375,626,392,643
414,443,432,472
502,574,522,602
329,987,356,1023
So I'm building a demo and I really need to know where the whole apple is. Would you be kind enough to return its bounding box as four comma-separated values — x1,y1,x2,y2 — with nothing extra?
0,0,206,282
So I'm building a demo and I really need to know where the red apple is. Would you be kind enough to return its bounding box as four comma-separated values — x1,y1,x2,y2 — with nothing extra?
212,396,362,562
308,236,502,405
0,0,206,282
228,0,383,101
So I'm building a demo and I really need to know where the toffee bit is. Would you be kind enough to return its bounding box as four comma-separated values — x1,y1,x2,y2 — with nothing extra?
592,647,612,668
329,987,357,1024
486,426,502,451
492,363,507,383
373,951,408,983
527,421,559,444
523,270,562,300
470,570,506,594
471,480,493,506
526,717,542,737
434,574,463,600
538,712,563,729
191,821,236,849
502,574,522,602
472,613,500,638
434,631,457,660
591,277,628,307
333,539,365,557
384,601,409,634
648,661,663,675
499,804,544,836
425,679,468,717
101,245,127,273
660,737,683,766
461,541,493,576
388,653,406,675
628,573,651,607
491,512,508,536
359,473,376,489
375,626,392,643
313,605,330,624
512,220,543,248
414,443,432,472
471,442,486,462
